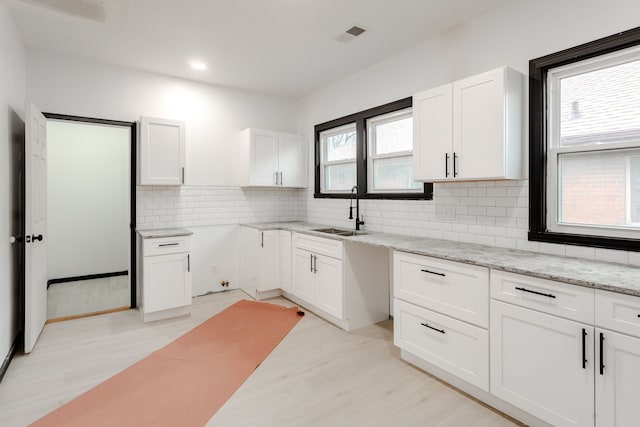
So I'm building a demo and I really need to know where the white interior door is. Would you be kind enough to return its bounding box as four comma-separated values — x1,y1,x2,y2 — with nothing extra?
24,102,48,354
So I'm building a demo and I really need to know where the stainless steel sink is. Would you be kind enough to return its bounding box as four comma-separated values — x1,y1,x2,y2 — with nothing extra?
311,228,367,237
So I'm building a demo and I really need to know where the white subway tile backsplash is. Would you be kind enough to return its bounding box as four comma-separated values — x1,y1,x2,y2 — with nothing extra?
136,185,303,230
628,252,640,266
565,245,596,260
595,248,629,264
137,179,637,267
539,242,567,256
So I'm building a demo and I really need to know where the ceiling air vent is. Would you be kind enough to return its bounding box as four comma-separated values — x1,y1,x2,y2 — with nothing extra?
337,25,367,43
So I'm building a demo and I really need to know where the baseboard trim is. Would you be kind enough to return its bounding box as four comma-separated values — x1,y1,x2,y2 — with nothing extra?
0,331,21,383
46,306,130,324
47,271,128,288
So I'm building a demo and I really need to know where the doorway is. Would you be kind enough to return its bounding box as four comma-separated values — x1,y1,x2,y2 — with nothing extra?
43,114,136,320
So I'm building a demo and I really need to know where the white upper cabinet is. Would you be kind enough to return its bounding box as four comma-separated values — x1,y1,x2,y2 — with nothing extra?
138,116,186,186
413,84,453,181
240,128,307,188
413,66,523,182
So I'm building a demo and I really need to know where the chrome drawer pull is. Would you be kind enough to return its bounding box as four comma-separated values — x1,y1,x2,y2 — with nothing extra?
158,243,179,247
420,322,445,334
515,286,556,299
420,269,445,277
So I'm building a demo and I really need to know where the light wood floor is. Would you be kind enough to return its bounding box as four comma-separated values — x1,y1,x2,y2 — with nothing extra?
0,290,519,427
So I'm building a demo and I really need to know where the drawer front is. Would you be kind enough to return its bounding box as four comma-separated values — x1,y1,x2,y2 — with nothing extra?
394,299,489,391
393,251,489,327
143,235,191,256
596,290,640,338
293,232,342,260
490,270,594,324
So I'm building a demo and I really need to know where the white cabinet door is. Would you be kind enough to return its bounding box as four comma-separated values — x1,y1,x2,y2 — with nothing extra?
393,251,489,327
278,134,306,188
395,299,489,391
250,130,279,186
292,248,316,303
453,68,503,180
596,328,640,427
453,67,522,180
143,252,191,313
258,230,278,291
490,300,594,427
315,254,343,319
279,230,292,293
412,83,453,181
139,116,185,185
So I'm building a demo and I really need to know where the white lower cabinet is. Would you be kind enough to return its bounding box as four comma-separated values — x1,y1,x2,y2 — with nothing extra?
490,300,594,427
140,234,192,322
292,248,316,303
292,246,343,320
143,253,191,313
279,230,292,294
595,290,640,427
239,227,291,299
394,299,489,390
595,328,640,427
393,251,490,391
314,254,343,319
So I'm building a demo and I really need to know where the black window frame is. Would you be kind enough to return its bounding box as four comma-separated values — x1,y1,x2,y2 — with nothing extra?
529,26,640,252
314,97,433,200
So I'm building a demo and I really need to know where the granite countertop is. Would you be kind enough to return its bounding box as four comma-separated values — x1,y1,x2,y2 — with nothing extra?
137,228,193,238
242,221,640,297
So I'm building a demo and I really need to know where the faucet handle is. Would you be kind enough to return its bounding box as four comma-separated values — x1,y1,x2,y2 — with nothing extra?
358,214,365,226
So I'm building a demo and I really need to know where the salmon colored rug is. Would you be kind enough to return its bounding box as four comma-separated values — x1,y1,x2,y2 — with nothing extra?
30,299,303,427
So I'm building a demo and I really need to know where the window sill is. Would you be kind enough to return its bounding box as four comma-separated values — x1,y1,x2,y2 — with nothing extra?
528,230,640,252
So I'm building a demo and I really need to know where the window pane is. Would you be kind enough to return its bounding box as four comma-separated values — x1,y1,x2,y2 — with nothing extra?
324,163,356,191
324,129,357,162
374,116,413,155
558,149,640,227
372,156,421,191
560,59,640,147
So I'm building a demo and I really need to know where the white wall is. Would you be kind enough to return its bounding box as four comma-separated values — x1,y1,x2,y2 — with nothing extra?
26,50,304,296
47,121,130,280
0,3,26,360
298,0,640,265
27,49,300,186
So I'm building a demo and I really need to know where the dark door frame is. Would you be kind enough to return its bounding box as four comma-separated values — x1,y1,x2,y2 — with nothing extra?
43,113,137,309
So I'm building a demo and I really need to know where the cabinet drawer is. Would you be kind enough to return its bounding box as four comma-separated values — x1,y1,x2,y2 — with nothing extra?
490,270,594,324
394,299,489,391
293,232,342,259
143,235,191,256
393,251,489,327
596,290,640,338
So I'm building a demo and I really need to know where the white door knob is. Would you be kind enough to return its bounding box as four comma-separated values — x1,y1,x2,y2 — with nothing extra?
9,236,17,244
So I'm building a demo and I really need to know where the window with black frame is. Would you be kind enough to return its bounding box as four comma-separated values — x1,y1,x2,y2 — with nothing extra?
529,27,640,251
314,97,433,200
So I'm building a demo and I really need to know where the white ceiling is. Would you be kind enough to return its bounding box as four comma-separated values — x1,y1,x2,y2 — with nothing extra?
7,0,514,97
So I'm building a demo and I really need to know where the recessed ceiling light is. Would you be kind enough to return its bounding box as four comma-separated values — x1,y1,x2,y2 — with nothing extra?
190,61,207,71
